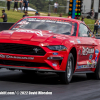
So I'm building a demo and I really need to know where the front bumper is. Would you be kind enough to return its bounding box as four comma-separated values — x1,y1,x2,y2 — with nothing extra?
0,65,65,72
0,40,68,71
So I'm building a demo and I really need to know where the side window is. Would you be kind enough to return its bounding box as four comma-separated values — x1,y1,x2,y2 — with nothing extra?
78,24,89,37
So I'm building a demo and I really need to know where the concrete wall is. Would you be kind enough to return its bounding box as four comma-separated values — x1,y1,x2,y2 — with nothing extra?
82,0,91,13
98,13,100,19
93,0,99,12
0,22,14,31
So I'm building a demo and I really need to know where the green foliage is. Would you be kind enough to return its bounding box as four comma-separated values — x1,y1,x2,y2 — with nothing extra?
29,4,37,10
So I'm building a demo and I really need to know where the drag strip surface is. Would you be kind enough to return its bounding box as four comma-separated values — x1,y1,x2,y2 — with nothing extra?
0,69,100,100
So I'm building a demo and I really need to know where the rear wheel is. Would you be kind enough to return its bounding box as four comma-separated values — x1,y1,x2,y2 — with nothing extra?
60,53,74,84
93,56,100,79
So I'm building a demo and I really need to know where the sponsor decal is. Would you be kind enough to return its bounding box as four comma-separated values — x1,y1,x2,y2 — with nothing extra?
16,29,43,36
83,65,88,68
12,28,19,30
87,60,97,68
95,49,99,62
28,18,71,25
82,47,94,55
77,60,96,69
77,39,81,43
91,60,96,68
0,54,34,60
77,65,87,69
18,21,29,25
77,65,93,69
89,54,93,60
87,61,92,67
77,66,82,69
70,41,75,43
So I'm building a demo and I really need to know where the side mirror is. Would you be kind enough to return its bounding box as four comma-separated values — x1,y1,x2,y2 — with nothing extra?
87,31,94,37
87,31,91,37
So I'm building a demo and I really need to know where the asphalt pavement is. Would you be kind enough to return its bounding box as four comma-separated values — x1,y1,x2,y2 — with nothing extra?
0,68,100,100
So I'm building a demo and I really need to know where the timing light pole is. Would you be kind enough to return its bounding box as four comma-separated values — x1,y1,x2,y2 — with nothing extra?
68,0,83,19
72,0,76,18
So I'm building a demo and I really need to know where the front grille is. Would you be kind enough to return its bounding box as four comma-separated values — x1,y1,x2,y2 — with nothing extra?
0,60,50,67
0,43,46,56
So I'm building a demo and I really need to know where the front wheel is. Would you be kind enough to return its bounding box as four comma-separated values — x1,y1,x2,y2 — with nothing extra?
60,53,74,84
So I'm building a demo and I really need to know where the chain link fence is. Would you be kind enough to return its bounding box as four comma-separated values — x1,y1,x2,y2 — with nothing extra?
0,0,15,9
0,0,6,9
49,5,68,14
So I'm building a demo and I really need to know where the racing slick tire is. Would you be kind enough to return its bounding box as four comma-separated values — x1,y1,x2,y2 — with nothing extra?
93,56,100,80
60,53,74,84
86,57,100,80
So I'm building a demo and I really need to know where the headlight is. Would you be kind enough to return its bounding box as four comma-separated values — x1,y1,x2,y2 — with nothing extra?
47,45,67,51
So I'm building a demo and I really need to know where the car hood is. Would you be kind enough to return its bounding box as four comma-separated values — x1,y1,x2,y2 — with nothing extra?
0,29,69,44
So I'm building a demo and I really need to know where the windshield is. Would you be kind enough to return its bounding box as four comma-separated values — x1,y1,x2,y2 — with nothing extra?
10,17,77,36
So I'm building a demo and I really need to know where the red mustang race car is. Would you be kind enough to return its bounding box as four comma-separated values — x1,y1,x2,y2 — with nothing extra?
0,16,100,84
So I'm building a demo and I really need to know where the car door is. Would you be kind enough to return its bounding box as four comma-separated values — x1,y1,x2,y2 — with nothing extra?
76,23,97,71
